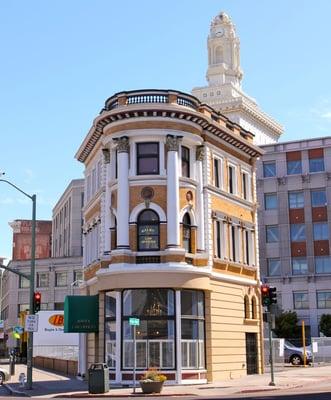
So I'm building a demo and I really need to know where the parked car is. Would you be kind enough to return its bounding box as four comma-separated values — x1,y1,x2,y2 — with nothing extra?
284,340,312,365
0,368,10,384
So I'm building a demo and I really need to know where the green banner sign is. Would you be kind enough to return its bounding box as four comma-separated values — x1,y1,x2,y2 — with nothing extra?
129,317,140,326
64,295,99,333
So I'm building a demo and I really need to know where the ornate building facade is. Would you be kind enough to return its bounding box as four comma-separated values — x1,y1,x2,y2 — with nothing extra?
192,12,283,145
76,89,263,383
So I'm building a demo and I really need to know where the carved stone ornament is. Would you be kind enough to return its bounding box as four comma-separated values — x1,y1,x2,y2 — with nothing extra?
141,187,154,201
186,191,193,202
301,174,310,183
166,135,182,152
102,148,110,164
277,176,287,185
196,146,205,161
114,136,129,153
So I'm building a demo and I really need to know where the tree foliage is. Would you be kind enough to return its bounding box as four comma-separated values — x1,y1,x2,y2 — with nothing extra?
273,311,301,338
319,314,331,337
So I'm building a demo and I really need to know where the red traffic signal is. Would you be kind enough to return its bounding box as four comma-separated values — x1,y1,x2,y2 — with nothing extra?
261,284,270,307
33,292,41,313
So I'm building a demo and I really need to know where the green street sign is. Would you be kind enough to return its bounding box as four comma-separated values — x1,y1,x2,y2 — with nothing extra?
129,317,140,326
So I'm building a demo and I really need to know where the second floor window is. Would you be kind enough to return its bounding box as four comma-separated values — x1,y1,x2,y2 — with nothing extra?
292,258,308,275
181,146,190,178
268,258,281,276
137,142,159,175
19,276,30,289
55,272,67,287
37,272,49,288
137,209,160,251
317,291,331,308
316,256,331,274
182,213,192,253
293,292,309,309
290,224,306,242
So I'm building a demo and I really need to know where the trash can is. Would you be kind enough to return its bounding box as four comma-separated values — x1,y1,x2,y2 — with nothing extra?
88,363,109,394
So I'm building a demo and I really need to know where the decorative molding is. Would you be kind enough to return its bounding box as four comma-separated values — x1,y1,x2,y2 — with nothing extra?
102,148,110,163
166,135,182,152
141,187,154,201
277,176,287,185
114,136,129,153
196,145,205,161
301,174,310,183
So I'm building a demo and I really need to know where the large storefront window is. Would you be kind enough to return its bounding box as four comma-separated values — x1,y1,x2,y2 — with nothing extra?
122,289,175,370
181,290,205,369
105,292,117,369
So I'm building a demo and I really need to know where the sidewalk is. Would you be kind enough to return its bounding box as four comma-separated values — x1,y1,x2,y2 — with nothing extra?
4,363,331,398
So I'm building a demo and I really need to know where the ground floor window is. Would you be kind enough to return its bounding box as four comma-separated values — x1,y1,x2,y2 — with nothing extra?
104,288,205,372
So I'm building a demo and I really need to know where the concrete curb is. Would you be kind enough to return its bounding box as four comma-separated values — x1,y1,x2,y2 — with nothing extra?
3,383,29,397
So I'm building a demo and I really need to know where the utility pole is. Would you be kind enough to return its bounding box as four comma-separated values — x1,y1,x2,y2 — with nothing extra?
0,175,36,389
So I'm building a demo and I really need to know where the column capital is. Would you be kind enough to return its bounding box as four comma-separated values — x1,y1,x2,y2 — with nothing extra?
196,145,205,161
114,136,130,153
166,135,182,152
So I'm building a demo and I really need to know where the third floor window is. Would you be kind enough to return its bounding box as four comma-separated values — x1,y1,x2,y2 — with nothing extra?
137,142,159,175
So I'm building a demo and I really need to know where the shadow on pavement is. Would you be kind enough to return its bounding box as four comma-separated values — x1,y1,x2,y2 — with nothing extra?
7,378,88,397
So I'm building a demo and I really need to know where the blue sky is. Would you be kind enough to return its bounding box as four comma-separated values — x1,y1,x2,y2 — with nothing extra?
1,0,331,260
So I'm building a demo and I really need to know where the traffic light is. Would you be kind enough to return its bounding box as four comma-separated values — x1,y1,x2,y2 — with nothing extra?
269,287,277,305
33,292,41,313
261,284,270,307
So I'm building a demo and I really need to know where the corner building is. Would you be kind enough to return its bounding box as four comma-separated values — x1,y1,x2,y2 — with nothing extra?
76,89,263,384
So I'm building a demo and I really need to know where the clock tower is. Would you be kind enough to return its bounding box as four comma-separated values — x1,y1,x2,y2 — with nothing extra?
192,12,283,145
206,12,242,87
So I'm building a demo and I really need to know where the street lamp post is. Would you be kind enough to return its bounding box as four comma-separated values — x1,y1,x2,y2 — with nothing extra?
0,175,36,390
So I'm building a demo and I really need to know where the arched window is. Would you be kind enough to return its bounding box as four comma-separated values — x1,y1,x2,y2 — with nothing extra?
183,213,192,253
251,296,257,320
244,295,250,319
137,209,160,251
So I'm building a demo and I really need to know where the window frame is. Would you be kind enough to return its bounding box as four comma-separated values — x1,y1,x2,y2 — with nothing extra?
289,191,304,209
313,222,329,241
267,258,281,276
292,258,308,275
315,256,331,274
266,225,279,243
287,160,302,175
263,161,276,178
182,213,192,254
311,189,327,207
36,272,49,288
309,157,325,173
137,209,160,251
290,224,306,242
317,291,331,309
265,193,277,210
181,146,190,178
293,292,309,309
55,272,67,287
136,142,159,175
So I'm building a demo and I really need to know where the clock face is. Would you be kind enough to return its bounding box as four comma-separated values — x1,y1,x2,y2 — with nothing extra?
215,28,224,37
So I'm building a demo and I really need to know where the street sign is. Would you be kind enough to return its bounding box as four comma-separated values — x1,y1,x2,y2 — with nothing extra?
25,315,39,332
129,317,140,326
14,326,24,334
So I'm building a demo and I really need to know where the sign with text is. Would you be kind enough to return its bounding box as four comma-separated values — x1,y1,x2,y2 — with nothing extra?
129,318,140,326
25,315,39,332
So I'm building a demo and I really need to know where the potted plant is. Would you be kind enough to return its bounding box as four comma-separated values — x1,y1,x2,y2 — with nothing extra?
139,369,167,394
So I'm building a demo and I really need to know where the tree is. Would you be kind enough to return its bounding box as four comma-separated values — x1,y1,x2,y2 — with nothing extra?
319,314,331,337
273,311,301,339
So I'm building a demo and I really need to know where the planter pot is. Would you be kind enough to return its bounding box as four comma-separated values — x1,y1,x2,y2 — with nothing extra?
139,380,164,394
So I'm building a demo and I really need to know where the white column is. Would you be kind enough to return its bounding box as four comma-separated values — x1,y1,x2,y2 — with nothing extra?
175,290,182,384
115,137,130,249
78,333,87,376
166,135,181,248
103,148,111,255
196,146,205,252
115,291,121,382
